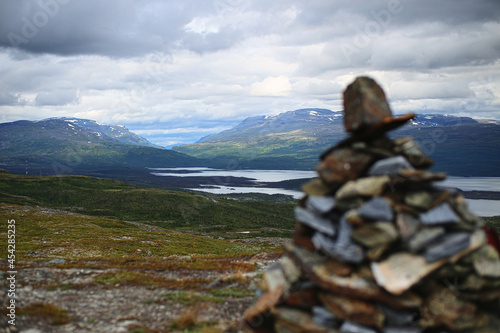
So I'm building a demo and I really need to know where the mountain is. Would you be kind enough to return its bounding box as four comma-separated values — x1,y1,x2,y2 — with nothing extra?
54,117,160,148
173,108,500,176
0,118,203,178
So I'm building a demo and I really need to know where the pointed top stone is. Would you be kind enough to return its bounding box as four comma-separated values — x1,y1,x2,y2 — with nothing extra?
343,76,414,135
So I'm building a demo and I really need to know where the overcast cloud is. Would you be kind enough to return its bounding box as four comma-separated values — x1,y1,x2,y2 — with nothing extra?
0,0,499,147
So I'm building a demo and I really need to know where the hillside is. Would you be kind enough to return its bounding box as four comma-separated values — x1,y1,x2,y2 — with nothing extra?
0,118,204,177
173,109,500,176
0,170,295,237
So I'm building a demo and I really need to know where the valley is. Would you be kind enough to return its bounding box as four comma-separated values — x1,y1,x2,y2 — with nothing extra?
1,110,499,332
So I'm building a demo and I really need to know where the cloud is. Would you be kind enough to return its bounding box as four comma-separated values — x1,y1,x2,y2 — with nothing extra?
250,76,292,97
35,89,79,106
0,91,21,106
0,0,499,147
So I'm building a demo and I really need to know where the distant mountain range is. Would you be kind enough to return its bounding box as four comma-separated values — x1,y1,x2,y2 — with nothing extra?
1,112,499,180
0,118,202,178
173,108,500,176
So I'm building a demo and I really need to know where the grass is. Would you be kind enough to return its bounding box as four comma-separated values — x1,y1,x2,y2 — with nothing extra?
0,170,295,237
0,203,284,263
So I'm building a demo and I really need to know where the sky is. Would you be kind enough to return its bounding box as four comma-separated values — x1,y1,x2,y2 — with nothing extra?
0,0,499,148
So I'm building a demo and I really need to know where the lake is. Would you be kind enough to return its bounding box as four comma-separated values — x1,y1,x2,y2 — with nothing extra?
151,168,500,216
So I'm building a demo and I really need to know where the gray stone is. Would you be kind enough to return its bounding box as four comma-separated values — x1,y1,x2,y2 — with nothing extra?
312,232,364,264
407,227,445,253
378,304,416,326
368,156,414,176
383,327,422,333
295,206,336,236
424,232,470,263
312,306,338,327
419,202,460,226
312,216,364,263
357,196,394,221
340,321,377,333
371,230,485,295
45,258,66,265
307,195,336,215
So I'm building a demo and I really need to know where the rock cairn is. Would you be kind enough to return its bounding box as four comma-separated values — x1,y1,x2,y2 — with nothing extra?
243,77,500,333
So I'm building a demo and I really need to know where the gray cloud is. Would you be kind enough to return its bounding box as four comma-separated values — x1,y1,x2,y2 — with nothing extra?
0,0,499,146
35,89,78,106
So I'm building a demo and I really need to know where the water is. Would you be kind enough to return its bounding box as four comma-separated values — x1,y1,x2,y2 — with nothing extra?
151,168,500,216
150,167,315,182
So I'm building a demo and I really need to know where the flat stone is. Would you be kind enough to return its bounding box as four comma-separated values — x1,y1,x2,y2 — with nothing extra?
351,222,399,248
340,321,377,333
264,262,288,292
449,194,482,226
243,285,285,327
368,156,414,176
371,230,486,295
365,243,391,261
335,176,390,200
307,196,336,215
295,206,336,236
317,147,374,183
473,246,500,278
312,232,364,264
45,258,67,265
424,232,470,263
302,178,334,196
404,191,435,210
357,197,394,221
263,256,301,292
320,293,385,328
280,255,302,284
274,307,333,333
382,328,422,333
393,136,434,169
312,306,338,328
285,243,422,308
419,202,460,226
463,272,500,290
292,221,315,250
407,226,445,253
420,288,489,330
396,213,420,240
312,216,364,264
399,169,447,183
378,304,416,326
284,283,319,308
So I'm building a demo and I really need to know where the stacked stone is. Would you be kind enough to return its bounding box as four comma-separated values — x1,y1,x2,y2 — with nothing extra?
243,77,500,333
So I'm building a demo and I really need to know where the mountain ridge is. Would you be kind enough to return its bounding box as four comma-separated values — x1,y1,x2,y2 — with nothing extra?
173,109,500,176
0,117,203,177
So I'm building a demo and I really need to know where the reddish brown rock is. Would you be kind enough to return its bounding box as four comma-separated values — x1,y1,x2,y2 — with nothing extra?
320,293,385,328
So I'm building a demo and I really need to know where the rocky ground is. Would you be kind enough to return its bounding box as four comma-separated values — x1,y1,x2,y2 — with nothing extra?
1,252,283,333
